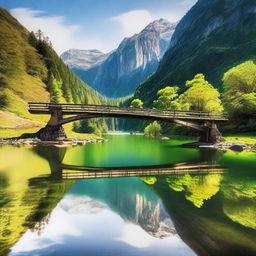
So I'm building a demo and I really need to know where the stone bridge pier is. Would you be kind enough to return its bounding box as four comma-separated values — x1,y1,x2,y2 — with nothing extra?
36,107,67,141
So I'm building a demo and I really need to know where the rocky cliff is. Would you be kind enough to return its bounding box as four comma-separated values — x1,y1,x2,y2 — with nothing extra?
64,19,177,97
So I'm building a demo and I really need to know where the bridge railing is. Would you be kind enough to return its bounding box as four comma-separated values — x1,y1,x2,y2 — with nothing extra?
28,102,229,120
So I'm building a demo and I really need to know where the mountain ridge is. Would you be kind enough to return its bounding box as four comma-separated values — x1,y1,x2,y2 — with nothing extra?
133,0,256,105
61,49,111,70
62,19,177,98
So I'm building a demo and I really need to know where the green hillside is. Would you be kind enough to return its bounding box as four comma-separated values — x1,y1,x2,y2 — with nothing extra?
0,8,106,135
133,0,256,106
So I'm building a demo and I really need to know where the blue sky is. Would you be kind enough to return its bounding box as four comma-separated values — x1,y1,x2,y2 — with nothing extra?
0,0,197,54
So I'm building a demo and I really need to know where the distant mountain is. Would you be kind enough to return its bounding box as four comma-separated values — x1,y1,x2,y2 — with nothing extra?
61,49,110,70
62,19,177,97
133,0,256,105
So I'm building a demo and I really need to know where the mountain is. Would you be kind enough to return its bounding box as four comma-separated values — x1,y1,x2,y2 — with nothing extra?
64,19,177,98
133,0,256,106
0,8,106,134
60,49,110,70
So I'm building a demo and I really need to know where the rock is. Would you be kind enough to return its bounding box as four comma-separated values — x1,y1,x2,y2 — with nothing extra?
229,145,244,152
160,137,170,140
36,125,67,141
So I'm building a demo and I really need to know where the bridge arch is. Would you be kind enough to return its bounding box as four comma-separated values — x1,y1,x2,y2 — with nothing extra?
29,103,227,143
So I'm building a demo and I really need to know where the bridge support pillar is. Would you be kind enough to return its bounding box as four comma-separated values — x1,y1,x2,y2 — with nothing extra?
200,122,225,144
36,125,66,141
36,107,67,141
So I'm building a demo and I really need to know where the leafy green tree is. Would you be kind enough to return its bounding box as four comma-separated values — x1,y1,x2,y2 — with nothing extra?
166,174,221,208
28,31,38,48
130,98,143,108
48,74,63,103
144,121,161,138
180,74,223,112
223,61,256,116
153,86,180,109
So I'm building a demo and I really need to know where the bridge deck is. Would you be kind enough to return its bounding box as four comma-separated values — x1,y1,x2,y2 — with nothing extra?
30,163,227,183
28,103,228,121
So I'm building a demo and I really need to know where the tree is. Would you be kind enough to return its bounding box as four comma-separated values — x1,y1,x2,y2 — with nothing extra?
144,121,161,138
0,93,8,108
28,31,38,48
153,86,180,109
35,29,43,41
180,74,223,112
130,98,143,108
48,74,63,103
223,61,256,116
0,75,8,89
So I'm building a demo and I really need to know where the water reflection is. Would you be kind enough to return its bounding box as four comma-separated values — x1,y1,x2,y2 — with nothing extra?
0,135,256,255
0,146,74,256
30,145,227,182
143,174,256,255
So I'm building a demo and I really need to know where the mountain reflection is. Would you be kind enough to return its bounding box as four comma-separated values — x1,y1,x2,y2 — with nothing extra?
1,143,256,256
64,178,176,239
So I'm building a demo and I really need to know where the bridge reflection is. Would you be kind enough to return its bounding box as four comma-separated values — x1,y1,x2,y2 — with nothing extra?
59,163,226,180
31,145,227,183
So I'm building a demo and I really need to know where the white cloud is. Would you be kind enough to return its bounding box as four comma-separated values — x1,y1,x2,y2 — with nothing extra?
10,8,104,55
112,10,154,38
181,0,196,6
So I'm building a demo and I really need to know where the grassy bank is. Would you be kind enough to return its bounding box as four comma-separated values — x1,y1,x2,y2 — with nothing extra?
224,133,256,146
0,122,102,140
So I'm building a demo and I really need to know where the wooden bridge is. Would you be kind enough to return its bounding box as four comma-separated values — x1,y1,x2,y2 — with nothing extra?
28,103,228,143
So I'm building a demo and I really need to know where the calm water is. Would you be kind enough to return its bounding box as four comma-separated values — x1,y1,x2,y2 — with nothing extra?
0,134,256,256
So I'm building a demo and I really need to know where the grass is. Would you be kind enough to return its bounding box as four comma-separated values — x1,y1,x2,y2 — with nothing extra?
0,127,40,138
64,123,102,139
0,122,102,140
225,133,256,145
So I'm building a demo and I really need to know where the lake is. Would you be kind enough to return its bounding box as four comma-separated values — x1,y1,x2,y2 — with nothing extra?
0,134,256,255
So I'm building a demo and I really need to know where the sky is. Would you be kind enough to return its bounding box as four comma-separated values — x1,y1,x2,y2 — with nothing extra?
0,0,197,55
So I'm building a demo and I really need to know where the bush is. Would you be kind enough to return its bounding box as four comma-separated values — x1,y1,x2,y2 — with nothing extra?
144,121,161,138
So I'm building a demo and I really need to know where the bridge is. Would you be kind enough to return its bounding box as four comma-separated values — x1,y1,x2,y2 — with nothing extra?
28,103,228,143
29,162,227,184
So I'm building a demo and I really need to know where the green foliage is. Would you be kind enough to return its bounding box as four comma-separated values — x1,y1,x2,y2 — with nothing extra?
180,74,223,112
0,75,8,108
223,61,256,117
48,74,63,103
0,75,8,88
0,8,109,135
133,0,256,107
153,86,180,109
222,180,256,230
130,98,143,108
152,74,223,113
0,93,8,108
144,121,161,138
166,174,221,208
28,31,37,48
141,177,157,184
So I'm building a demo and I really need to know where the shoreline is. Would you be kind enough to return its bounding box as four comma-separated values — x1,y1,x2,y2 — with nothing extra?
182,142,256,151
0,138,106,147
